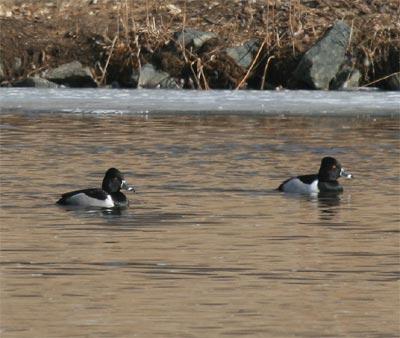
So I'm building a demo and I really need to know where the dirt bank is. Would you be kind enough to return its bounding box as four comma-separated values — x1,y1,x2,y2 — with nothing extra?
0,0,399,89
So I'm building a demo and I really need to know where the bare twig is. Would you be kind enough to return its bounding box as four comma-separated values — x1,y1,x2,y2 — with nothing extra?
135,34,142,89
26,65,48,78
181,0,187,61
189,60,203,89
235,40,266,90
197,58,210,90
99,34,118,85
362,71,400,88
145,0,150,28
260,55,275,89
289,0,295,55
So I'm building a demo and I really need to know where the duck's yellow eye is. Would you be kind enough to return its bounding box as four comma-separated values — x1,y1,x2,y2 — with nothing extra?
332,165,336,169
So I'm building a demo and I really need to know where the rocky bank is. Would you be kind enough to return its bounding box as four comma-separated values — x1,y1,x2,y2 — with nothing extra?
0,0,399,90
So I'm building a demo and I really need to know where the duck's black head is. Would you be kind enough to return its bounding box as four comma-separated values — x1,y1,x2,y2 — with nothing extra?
318,157,352,182
102,168,135,193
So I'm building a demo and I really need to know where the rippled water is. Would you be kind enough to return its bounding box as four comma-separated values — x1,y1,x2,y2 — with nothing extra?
0,91,399,337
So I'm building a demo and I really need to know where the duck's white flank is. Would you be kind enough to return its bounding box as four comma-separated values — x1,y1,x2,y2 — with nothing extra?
282,178,319,194
66,193,114,208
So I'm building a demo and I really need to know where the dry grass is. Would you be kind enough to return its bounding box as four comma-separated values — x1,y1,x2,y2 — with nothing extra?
0,0,399,88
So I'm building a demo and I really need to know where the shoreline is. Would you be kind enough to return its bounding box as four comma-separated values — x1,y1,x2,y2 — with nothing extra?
0,0,399,90
2,87,399,116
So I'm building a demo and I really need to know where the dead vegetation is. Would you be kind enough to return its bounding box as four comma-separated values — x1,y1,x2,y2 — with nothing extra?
0,0,399,88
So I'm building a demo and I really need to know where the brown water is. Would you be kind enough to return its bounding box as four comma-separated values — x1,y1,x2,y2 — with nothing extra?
1,114,399,338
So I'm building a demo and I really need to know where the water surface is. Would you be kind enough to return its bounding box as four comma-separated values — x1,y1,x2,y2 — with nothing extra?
0,90,399,337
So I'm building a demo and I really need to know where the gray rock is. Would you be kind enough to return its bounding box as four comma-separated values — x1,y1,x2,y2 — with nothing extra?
13,77,60,88
330,66,360,90
225,40,259,70
46,61,97,87
175,29,217,49
131,63,180,89
293,22,351,89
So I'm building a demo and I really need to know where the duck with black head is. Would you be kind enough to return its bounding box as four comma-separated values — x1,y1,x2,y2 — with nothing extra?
57,168,135,208
278,157,352,194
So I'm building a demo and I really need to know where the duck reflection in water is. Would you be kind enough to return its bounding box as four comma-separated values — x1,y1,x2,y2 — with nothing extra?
316,193,343,220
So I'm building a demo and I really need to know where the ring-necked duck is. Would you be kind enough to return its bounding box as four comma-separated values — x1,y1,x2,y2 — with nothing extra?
57,168,135,208
278,157,352,194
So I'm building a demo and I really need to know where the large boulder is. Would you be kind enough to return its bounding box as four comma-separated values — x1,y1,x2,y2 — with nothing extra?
131,63,180,89
46,61,97,87
330,64,360,90
225,40,259,70
174,29,217,50
293,22,351,90
13,77,59,88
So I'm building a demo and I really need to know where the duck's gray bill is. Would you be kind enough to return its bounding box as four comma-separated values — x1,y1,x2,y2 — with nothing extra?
340,168,352,179
121,181,136,192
